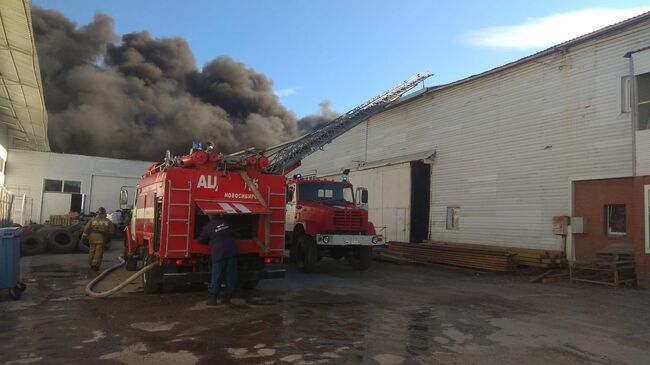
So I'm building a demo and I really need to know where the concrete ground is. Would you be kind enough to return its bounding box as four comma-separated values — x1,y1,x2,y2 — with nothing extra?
1,244,649,365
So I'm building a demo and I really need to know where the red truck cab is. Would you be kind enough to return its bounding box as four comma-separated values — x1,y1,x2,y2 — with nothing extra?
285,178,383,271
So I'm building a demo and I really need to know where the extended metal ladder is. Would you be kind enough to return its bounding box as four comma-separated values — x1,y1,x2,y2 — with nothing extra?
259,72,432,175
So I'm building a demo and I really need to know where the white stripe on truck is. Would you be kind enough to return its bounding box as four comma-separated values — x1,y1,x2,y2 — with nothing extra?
232,203,251,213
218,202,237,214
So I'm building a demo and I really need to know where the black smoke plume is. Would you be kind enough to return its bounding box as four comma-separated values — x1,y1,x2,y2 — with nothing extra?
32,7,301,161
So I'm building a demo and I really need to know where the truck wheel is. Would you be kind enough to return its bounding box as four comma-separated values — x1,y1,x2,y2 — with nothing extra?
142,253,162,293
296,235,317,273
349,246,372,271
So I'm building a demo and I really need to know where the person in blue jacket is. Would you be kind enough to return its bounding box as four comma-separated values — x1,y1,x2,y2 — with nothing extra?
198,215,238,306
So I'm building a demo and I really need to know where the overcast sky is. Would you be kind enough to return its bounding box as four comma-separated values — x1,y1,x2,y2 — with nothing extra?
32,0,650,118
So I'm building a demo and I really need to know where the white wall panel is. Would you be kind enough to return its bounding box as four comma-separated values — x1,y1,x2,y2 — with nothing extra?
297,21,650,250
345,163,411,242
89,175,139,214
632,48,650,75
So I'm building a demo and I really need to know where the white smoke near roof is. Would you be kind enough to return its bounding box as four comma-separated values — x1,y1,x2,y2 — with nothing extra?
464,7,650,50
274,87,299,97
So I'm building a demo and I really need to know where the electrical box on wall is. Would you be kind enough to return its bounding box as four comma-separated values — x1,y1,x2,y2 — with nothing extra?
552,216,569,235
571,217,587,234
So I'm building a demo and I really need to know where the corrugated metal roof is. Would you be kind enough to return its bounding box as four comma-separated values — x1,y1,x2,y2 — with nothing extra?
0,0,48,151
387,10,650,110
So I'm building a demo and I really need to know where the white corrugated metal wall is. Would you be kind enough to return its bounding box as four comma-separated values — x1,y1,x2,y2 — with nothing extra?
296,21,650,250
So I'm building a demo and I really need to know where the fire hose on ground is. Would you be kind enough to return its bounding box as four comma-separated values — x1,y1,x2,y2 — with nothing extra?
85,256,156,298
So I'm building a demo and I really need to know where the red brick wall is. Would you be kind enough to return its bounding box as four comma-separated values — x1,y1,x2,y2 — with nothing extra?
574,177,650,279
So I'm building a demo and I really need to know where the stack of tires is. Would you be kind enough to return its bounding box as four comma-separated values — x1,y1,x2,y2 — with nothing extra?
19,224,47,256
19,222,111,256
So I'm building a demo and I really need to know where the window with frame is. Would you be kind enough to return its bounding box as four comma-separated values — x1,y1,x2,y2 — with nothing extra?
63,180,81,193
446,206,460,230
606,204,626,235
43,179,63,192
44,179,81,193
637,72,650,130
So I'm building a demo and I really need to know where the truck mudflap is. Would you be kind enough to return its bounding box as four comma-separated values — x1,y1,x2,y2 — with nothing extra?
316,234,384,246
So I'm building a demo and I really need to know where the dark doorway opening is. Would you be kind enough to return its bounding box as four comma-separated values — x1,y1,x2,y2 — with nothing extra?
70,193,84,214
410,161,431,243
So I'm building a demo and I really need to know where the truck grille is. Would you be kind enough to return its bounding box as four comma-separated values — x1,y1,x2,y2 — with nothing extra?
333,211,363,230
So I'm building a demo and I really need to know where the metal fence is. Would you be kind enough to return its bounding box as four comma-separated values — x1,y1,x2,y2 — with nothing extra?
0,186,14,227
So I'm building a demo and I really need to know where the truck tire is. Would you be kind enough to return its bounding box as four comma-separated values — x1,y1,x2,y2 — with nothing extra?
44,227,76,253
349,246,372,271
20,233,47,256
142,252,162,293
296,235,317,273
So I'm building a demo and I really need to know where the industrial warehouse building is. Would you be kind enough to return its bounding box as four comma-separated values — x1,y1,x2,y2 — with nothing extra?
294,12,650,280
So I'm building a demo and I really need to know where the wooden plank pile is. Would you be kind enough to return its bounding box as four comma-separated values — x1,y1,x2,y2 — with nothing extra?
375,241,516,272
570,243,637,288
424,241,566,269
48,212,81,227
511,250,566,269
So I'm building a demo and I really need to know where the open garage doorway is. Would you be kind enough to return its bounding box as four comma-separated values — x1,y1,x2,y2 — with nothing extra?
410,161,431,243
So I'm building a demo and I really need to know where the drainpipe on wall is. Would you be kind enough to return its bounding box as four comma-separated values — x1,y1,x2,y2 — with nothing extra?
624,52,638,176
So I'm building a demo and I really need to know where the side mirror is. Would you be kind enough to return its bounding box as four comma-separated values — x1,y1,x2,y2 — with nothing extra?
119,189,129,208
355,187,369,210
361,189,369,204
286,187,294,202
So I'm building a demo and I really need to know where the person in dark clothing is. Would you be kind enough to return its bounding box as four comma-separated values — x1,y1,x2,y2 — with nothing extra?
198,215,238,306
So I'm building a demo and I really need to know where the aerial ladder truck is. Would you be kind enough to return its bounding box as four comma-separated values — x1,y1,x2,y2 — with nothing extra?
121,73,431,291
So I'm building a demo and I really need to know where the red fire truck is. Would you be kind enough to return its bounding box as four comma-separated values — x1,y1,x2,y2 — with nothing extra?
122,151,287,292
121,73,431,292
285,177,381,272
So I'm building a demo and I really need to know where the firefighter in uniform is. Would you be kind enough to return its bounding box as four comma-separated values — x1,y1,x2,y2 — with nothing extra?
82,207,115,271
198,215,238,306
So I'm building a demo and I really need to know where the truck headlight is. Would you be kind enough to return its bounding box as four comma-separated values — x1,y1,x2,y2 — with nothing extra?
371,236,382,244
322,235,330,243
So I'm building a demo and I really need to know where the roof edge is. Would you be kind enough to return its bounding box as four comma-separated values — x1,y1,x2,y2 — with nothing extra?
386,10,650,111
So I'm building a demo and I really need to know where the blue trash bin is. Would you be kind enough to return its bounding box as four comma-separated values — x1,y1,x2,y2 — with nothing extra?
0,227,25,300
